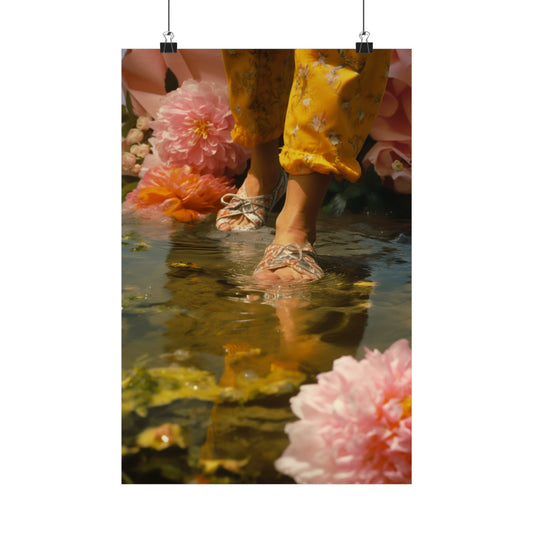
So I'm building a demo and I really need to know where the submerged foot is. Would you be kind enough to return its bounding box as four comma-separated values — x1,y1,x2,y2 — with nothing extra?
253,235,323,284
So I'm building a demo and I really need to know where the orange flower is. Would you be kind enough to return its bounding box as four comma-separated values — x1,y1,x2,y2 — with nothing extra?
123,165,236,223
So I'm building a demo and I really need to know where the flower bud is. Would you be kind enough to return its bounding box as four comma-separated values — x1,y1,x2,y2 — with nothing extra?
122,152,137,170
136,116,152,130
130,143,151,158
126,128,144,145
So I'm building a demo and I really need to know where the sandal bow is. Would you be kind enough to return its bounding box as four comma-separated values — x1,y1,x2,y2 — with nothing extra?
253,242,324,281
216,171,287,231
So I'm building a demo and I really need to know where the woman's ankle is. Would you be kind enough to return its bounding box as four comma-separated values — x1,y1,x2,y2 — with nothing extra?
244,140,283,196
274,209,316,246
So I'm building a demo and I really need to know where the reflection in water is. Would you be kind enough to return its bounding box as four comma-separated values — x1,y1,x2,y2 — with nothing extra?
122,211,411,483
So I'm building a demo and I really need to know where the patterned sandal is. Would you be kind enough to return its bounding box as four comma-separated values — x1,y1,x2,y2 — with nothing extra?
253,242,324,281
216,171,288,231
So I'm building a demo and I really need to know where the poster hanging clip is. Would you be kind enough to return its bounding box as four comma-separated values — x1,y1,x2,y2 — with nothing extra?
160,31,177,53
356,31,373,53
160,1,177,53
356,0,373,53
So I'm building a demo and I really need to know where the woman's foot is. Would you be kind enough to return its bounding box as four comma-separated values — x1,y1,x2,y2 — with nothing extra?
253,173,332,283
216,139,284,231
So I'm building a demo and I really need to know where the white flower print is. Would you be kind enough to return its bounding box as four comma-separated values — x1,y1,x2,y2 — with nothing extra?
328,131,341,146
302,98,311,107
296,65,310,86
325,66,342,86
312,52,328,67
311,113,326,132
303,154,314,166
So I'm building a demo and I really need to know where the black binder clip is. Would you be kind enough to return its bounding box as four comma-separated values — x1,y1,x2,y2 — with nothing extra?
356,31,373,53
160,31,177,54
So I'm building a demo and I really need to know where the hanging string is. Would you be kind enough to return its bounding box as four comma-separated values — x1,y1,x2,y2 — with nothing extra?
167,0,170,33
356,0,373,53
160,0,177,53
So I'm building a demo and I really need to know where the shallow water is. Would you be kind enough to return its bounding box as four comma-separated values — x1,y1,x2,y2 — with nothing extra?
122,210,411,483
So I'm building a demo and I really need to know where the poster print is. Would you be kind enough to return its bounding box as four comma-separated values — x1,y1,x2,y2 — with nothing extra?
122,49,411,484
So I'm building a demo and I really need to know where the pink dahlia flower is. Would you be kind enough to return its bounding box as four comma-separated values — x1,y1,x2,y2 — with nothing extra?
149,80,250,177
275,339,412,484
122,164,237,223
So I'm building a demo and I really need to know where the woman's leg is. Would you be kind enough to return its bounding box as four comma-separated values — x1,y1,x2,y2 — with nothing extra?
254,49,391,282
217,50,294,231
254,172,331,282
216,138,282,231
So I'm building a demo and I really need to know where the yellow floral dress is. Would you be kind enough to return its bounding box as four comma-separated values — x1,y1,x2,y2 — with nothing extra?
222,49,391,183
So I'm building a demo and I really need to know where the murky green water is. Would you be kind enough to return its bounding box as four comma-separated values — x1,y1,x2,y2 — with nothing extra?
122,210,411,483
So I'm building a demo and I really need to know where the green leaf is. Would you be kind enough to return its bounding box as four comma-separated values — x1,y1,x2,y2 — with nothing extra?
122,116,137,139
363,164,382,192
122,174,140,186
122,176,140,201
346,195,367,214
327,179,345,194
341,182,366,200
322,193,347,216
366,191,384,213
164,68,179,93
125,90,134,117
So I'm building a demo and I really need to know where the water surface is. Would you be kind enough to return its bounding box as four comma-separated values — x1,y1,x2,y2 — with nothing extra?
122,210,411,483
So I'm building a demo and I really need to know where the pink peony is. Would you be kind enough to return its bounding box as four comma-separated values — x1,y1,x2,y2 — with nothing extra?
275,339,412,484
365,50,412,193
122,164,237,223
370,49,411,142
363,141,412,194
149,80,249,177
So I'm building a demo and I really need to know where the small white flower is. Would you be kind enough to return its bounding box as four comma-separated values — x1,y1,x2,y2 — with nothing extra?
311,113,326,132
312,52,327,67
126,128,144,145
130,143,151,158
328,132,341,146
302,98,311,107
325,66,341,85
122,152,137,170
297,64,310,80
292,125,299,137
136,116,151,130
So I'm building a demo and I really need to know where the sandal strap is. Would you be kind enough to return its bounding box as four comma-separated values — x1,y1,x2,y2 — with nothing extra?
217,192,267,228
253,242,324,280
216,171,287,231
